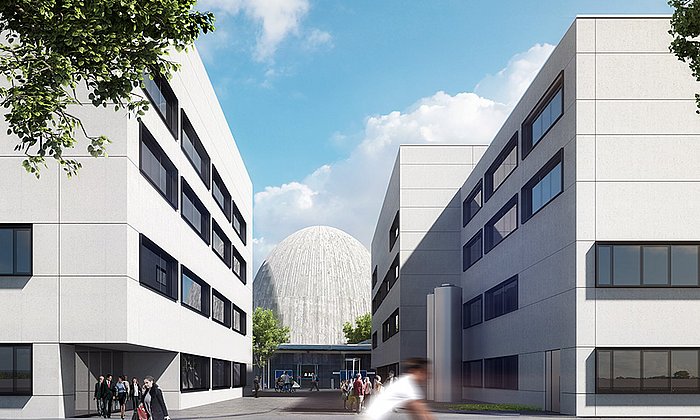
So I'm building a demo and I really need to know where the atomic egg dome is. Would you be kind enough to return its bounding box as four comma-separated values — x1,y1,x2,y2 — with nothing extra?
253,226,371,345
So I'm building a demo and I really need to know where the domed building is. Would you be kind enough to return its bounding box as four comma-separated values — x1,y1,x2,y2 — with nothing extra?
253,226,373,388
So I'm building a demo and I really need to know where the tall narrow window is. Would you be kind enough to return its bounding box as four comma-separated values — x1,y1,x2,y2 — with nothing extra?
212,221,232,267
232,245,247,284
372,267,378,289
232,201,247,245
212,166,232,221
233,363,246,387
484,276,518,320
463,180,483,226
522,149,563,222
484,133,518,201
139,235,177,300
181,111,211,188
0,226,32,276
211,290,232,328
463,360,483,388
372,332,378,349
181,179,211,244
181,353,210,392
142,72,178,137
232,305,247,335
522,73,564,157
389,211,400,252
139,123,178,209
181,267,210,317
485,195,518,253
0,344,32,395
462,230,483,271
212,359,231,389
382,309,399,342
463,295,483,329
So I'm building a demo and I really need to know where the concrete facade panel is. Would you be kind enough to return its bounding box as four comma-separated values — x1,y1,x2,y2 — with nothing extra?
0,159,60,223
594,18,672,53
400,164,473,189
400,188,460,209
596,100,700,135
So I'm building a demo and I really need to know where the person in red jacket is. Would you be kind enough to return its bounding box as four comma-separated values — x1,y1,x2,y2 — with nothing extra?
353,373,364,413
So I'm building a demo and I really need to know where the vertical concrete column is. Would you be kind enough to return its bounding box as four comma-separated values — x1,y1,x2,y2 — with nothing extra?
433,284,462,402
426,293,435,401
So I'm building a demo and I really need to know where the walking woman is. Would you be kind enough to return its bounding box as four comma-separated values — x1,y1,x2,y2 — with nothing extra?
142,376,170,420
115,376,128,419
130,377,142,412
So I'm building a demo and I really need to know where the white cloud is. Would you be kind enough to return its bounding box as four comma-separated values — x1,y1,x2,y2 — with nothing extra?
252,43,555,272
303,28,333,51
198,0,315,62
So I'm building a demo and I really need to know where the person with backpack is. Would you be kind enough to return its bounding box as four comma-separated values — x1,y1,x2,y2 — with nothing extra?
115,376,128,419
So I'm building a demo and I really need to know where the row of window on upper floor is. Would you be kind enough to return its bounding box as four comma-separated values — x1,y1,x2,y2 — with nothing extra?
140,233,247,335
142,73,247,244
371,254,399,315
181,354,247,392
381,308,399,343
462,149,564,272
462,72,565,229
463,275,518,329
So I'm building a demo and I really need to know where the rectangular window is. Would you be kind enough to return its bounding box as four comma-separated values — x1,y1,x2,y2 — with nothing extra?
139,123,178,209
212,166,232,221
0,344,32,395
388,254,400,289
372,332,378,349
181,179,211,244
232,201,247,245
596,348,700,394
181,111,211,188
596,243,700,287
382,309,399,342
389,211,400,252
233,362,246,388
484,276,518,321
484,355,518,390
212,359,231,389
139,235,178,300
462,295,483,329
485,195,518,253
142,72,178,137
372,267,378,289
0,226,32,276
232,305,246,335
212,221,232,268
462,230,483,271
522,149,563,222
232,246,247,284
181,353,210,392
462,360,483,388
463,180,483,227
181,267,210,317
211,290,232,328
523,73,564,157
484,133,517,201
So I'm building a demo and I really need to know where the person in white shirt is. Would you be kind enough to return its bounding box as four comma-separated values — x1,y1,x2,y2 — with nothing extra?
363,358,434,420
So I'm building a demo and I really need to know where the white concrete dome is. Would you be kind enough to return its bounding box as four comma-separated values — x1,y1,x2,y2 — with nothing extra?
253,226,371,345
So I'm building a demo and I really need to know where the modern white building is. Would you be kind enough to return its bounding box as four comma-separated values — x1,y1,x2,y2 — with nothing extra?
370,145,485,380
0,46,253,418
372,16,700,417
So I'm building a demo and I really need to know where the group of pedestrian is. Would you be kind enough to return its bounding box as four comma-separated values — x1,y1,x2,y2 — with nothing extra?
93,374,170,420
340,371,391,413
275,372,300,392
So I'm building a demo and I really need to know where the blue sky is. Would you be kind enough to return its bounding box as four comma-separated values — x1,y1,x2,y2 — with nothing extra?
195,0,671,269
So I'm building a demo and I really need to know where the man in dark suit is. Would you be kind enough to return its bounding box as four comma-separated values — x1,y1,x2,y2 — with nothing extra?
94,376,105,417
101,374,115,418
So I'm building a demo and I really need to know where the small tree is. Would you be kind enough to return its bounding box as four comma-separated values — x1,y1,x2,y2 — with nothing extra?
0,1,214,177
669,0,700,113
252,307,290,387
343,313,371,344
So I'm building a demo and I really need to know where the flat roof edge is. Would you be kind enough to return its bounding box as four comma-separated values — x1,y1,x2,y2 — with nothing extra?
575,14,671,19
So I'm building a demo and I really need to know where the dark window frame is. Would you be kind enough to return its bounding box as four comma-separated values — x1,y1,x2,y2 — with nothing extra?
463,180,483,227
484,194,518,254
372,332,378,349
372,266,378,289
382,308,399,342
462,360,483,388
181,110,211,189
212,166,232,222
484,132,518,202
212,220,232,268
0,344,32,396
232,245,247,285
484,355,518,390
232,201,247,245
522,72,565,159
181,178,211,245
180,266,210,317
462,230,483,272
142,71,178,138
389,211,400,252
232,303,247,335
0,225,32,276
484,275,518,321
521,149,564,223
139,122,179,210
233,362,246,388
139,235,178,301
180,353,210,392
462,295,483,329
211,289,232,328
212,358,232,390
596,348,700,394
596,242,700,288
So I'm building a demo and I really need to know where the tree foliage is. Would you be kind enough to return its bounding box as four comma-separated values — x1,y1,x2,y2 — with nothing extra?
669,0,700,113
343,312,371,344
252,307,291,370
0,0,214,177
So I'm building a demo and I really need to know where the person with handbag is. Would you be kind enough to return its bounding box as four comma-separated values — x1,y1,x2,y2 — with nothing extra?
130,377,142,412
142,376,170,420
